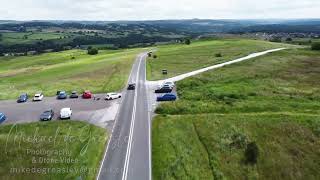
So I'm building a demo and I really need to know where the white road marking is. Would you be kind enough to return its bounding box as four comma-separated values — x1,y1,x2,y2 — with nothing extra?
122,54,143,180
96,55,141,180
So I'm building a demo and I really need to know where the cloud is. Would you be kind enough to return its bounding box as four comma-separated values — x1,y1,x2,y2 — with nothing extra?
0,0,319,20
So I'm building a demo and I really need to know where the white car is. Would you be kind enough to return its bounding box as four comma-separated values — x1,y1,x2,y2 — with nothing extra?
60,108,72,119
33,93,44,101
105,93,122,100
163,81,175,88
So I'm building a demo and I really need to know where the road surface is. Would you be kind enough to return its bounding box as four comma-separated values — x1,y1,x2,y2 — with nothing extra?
97,53,151,180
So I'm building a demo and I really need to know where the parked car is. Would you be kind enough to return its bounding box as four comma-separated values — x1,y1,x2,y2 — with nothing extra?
105,93,122,100
82,90,92,99
69,91,79,99
57,91,67,99
17,93,28,103
157,94,177,101
163,81,175,88
0,113,6,123
60,108,72,119
33,93,44,101
40,109,54,121
128,83,136,90
155,86,173,93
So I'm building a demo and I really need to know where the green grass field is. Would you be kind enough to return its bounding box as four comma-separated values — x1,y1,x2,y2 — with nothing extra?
153,48,320,179
0,121,107,180
0,48,144,100
147,39,294,80
0,32,72,45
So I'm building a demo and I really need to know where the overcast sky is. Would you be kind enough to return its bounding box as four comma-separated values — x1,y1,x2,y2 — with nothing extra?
1,0,319,20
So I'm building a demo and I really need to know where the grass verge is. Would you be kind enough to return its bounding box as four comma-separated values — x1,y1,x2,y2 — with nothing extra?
0,121,107,180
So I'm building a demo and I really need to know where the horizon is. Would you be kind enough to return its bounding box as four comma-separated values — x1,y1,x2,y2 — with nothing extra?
1,18,320,22
1,0,319,21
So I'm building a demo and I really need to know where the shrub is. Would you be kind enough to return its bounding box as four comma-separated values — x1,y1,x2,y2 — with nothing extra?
215,53,222,57
311,42,320,50
88,48,98,55
245,142,259,164
185,39,191,45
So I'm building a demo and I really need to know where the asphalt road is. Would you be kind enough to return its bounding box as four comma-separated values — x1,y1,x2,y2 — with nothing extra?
97,53,151,180
0,94,120,129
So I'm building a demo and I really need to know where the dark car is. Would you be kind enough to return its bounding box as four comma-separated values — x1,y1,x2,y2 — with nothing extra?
40,110,54,121
155,86,173,93
0,113,6,124
57,91,67,99
17,93,28,103
157,94,177,101
69,91,79,99
128,83,136,90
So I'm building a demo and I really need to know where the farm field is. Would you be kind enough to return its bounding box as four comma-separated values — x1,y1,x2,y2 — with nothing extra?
152,48,320,179
0,121,107,179
0,48,144,100
0,32,74,45
146,39,295,80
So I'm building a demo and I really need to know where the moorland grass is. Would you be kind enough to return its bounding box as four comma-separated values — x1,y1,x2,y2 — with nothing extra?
0,121,107,180
152,48,320,180
147,39,294,80
0,48,144,99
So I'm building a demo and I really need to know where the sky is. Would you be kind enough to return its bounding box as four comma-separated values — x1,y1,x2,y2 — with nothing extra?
0,0,320,20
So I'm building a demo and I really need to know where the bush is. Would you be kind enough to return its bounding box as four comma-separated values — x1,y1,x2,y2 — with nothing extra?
311,42,320,50
215,53,222,57
153,55,158,59
88,48,98,55
185,39,191,45
245,142,259,164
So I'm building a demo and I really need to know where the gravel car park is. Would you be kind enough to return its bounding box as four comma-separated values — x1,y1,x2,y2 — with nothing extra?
0,93,121,129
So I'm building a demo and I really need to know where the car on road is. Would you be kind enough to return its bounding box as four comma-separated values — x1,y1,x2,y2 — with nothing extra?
128,83,136,90
33,93,44,101
17,93,28,103
0,113,6,123
69,91,79,99
57,91,67,99
157,94,177,101
40,109,54,121
82,90,92,99
163,81,175,88
105,93,122,100
60,108,72,119
155,85,173,93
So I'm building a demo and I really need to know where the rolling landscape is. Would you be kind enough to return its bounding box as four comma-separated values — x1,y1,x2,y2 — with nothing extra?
0,0,320,180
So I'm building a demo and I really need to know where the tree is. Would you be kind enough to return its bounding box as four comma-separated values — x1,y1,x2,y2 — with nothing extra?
286,37,292,42
245,142,259,164
185,38,191,45
87,48,98,55
311,42,320,50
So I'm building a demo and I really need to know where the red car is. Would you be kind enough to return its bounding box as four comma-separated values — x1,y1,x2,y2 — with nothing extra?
82,90,92,99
